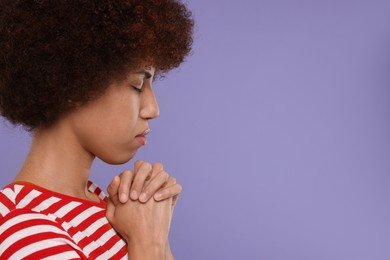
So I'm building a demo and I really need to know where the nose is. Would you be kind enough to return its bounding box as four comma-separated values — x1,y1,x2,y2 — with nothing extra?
140,88,160,120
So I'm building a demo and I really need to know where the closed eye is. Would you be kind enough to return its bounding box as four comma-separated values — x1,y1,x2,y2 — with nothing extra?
132,85,143,93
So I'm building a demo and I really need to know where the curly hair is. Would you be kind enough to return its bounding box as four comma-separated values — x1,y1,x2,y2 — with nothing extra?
0,0,194,131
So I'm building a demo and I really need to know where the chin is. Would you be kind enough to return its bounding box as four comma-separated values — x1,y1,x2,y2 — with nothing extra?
98,151,137,165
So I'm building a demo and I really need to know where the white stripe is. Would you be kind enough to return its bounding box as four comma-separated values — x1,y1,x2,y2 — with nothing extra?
95,249,113,260
95,239,126,260
97,228,117,245
121,254,128,260
0,201,10,216
1,224,70,254
8,237,81,260
60,221,72,232
70,206,102,226
54,201,82,218
0,213,51,233
1,188,15,203
82,240,99,255
33,196,61,212
13,185,23,196
88,183,107,200
71,231,85,244
41,250,81,260
88,184,97,193
17,189,42,208
109,238,127,254
97,190,106,200
84,217,106,236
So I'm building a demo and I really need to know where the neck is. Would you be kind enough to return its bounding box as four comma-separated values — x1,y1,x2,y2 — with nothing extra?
14,120,98,202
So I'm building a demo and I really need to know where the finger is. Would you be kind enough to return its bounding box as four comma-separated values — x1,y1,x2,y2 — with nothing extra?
142,162,165,188
107,174,120,197
118,169,134,203
139,170,169,203
154,183,182,202
106,175,121,206
134,159,153,183
134,160,144,172
130,162,152,200
163,176,177,188
151,162,164,178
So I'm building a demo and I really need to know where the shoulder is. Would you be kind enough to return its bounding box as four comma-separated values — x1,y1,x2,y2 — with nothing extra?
0,182,59,217
0,207,85,259
0,183,87,259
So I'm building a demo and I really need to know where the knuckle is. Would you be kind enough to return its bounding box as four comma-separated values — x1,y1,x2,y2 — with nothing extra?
134,160,143,169
119,178,129,187
135,159,143,165
169,177,177,184
141,162,152,172
160,171,169,180
107,185,114,193
119,185,128,193
159,172,169,182
153,162,164,171
132,179,142,188
122,169,132,177
176,184,183,192
158,189,167,196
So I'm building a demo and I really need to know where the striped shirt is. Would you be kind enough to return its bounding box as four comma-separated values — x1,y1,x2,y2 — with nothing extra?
0,181,128,259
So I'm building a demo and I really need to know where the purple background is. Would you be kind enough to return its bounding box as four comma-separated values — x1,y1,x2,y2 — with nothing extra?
1,0,390,259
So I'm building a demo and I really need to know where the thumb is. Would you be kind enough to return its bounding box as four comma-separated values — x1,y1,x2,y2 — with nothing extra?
107,175,120,206
105,197,116,223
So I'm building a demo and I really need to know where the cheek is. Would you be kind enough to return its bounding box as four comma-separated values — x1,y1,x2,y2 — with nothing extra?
70,91,141,162
112,98,139,130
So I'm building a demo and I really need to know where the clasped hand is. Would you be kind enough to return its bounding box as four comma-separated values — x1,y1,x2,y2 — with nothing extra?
105,160,180,259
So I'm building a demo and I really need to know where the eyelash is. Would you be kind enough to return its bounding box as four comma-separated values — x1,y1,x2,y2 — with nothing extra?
132,85,143,93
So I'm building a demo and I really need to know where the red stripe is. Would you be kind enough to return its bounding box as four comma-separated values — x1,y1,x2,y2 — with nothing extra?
23,244,86,260
88,222,113,243
0,182,127,259
89,232,123,259
0,212,65,241
110,246,128,260
62,203,89,223
94,186,103,196
0,191,14,212
77,210,104,233
41,198,69,216
2,231,75,259
65,208,102,238
14,185,31,204
22,191,52,210
75,213,105,249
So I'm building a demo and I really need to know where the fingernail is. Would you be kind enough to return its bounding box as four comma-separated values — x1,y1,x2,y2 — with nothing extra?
139,192,147,202
120,193,127,203
154,193,162,200
130,190,138,200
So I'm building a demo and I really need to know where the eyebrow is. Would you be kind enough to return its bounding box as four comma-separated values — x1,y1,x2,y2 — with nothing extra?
136,70,153,79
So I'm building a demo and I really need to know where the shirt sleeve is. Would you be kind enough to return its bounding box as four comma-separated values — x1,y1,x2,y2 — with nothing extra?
0,209,88,260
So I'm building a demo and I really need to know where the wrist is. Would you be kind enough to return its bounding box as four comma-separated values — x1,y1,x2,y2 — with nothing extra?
128,242,166,260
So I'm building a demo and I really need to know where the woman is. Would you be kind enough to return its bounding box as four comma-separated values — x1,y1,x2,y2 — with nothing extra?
0,0,193,259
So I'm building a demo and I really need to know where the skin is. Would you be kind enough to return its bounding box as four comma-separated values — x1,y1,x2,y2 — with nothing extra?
14,66,180,259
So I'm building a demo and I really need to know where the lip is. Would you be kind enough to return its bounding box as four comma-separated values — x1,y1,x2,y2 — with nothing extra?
135,128,150,146
136,128,150,137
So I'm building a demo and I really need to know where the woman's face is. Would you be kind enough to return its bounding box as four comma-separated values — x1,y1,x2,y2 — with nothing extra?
67,66,159,164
